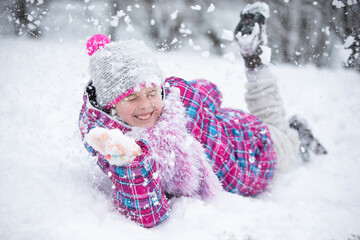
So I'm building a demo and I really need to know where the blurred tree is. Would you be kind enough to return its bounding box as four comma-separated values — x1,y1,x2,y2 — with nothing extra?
247,0,359,70
7,0,49,37
2,0,358,70
330,0,360,71
254,0,333,67
185,0,223,54
136,0,223,53
107,0,126,41
143,0,184,50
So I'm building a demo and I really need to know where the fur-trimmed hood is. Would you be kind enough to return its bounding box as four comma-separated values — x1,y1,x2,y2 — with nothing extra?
79,80,220,199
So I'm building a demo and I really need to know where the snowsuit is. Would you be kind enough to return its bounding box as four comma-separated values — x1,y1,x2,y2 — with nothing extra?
78,76,278,228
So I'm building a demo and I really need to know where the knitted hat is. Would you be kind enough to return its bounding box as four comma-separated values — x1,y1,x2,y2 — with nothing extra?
86,34,164,110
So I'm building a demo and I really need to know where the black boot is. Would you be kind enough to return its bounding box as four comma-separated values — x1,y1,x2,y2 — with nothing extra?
289,115,328,162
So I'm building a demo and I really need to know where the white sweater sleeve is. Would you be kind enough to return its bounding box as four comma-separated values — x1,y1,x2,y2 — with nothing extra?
244,67,299,172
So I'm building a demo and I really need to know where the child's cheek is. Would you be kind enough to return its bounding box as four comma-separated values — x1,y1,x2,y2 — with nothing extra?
116,101,135,120
158,102,163,114
154,95,163,111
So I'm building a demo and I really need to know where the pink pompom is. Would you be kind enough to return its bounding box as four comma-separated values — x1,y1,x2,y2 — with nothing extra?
86,34,111,56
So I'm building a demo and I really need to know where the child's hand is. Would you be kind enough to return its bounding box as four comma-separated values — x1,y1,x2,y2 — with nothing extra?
235,23,262,57
85,128,142,166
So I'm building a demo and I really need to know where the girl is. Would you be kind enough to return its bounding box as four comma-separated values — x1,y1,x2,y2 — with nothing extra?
79,2,310,228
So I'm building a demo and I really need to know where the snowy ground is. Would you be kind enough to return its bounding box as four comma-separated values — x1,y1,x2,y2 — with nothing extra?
0,38,360,240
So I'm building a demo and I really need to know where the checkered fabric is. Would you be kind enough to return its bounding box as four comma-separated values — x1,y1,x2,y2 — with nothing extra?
78,77,277,228
165,77,277,195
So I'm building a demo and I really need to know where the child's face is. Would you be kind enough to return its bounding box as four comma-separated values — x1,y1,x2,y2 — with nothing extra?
115,86,163,128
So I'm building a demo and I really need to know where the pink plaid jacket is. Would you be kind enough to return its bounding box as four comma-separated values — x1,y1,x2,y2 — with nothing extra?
78,77,277,228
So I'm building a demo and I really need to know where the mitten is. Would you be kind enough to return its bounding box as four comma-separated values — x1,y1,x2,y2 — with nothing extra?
234,2,271,69
85,128,142,166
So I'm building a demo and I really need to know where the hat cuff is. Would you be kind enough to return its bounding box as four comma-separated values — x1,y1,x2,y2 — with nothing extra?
104,87,136,110
103,82,162,110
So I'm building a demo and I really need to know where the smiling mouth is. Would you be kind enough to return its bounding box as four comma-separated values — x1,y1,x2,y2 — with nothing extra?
135,112,153,120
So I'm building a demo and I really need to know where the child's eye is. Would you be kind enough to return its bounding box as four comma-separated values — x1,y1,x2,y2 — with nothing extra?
148,91,157,98
125,95,137,101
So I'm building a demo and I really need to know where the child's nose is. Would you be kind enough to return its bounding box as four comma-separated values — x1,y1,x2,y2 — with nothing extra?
137,95,152,109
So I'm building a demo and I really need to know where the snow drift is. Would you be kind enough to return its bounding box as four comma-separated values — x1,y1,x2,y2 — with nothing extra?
0,38,359,240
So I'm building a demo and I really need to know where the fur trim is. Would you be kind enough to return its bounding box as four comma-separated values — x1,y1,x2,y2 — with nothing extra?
127,87,221,199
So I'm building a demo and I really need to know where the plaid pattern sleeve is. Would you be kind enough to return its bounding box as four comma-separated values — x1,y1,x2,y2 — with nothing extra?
188,79,223,114
110,140,168,228
164,77,277,197
78,91,168,228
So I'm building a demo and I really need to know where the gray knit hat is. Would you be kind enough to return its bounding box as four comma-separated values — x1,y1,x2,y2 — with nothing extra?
87,34,164,110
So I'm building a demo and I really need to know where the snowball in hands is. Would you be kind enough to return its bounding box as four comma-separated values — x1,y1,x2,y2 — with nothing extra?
235,23,262,56
85,128,141,166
